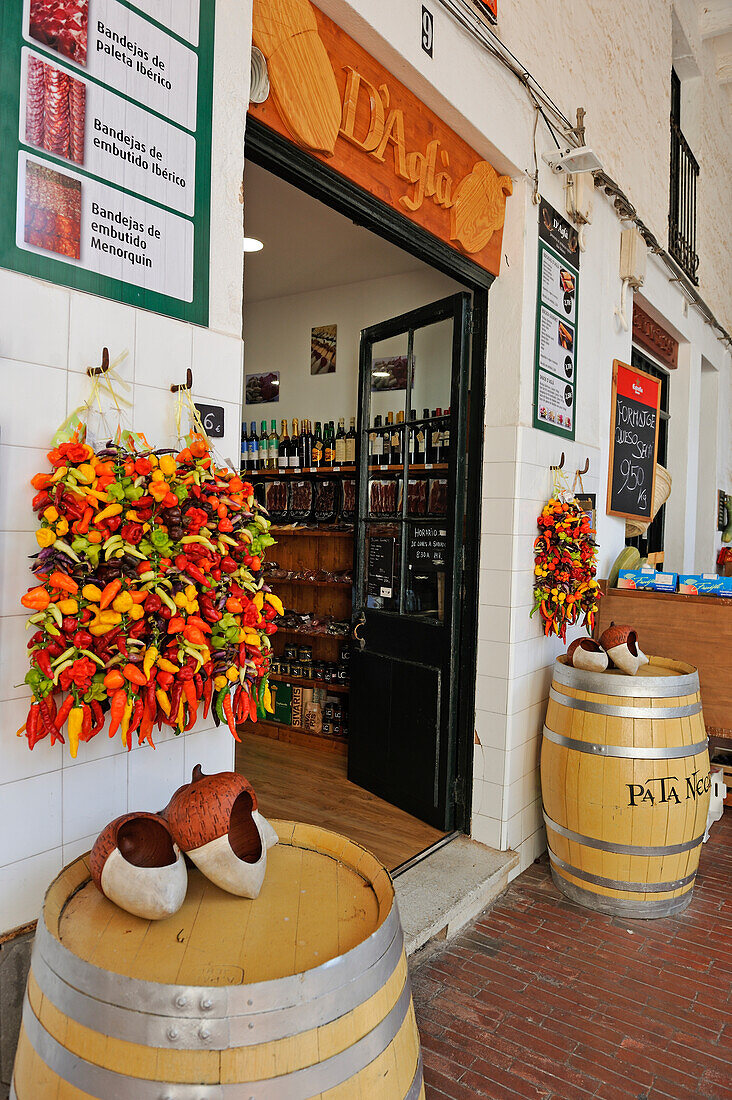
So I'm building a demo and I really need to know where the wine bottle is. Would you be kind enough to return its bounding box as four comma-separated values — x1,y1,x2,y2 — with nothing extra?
312,420,323,467
392,412,403,465
299,418,313,468
278,420,290,472
384,412,394,467
290,418,301,470
371,415,383,466
267,419,278,470
345,416,357,464
240,422,248,473
324,420,336,465
429,409,442,464
442,408,450,465
335,417,346,464
248,420,258,471
259,420,268,469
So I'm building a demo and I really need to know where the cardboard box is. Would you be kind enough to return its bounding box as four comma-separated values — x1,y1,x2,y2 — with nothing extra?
291,685,304,728
678,574,732,596
618,569,678,592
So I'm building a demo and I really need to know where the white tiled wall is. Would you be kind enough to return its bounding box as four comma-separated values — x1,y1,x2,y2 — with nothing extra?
0,271,243,933
472,422,606,873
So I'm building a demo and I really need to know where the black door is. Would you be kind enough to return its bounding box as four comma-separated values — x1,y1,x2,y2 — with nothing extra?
348,293,472,831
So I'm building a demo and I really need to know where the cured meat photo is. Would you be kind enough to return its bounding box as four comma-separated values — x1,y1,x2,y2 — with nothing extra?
29,0,88,66
24,55,85,165
25,161,81,260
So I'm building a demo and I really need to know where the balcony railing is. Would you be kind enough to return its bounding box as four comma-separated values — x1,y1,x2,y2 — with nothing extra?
668,117,699,284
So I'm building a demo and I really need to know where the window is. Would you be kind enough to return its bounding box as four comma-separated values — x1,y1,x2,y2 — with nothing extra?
668,68,700,284
626,347,670,559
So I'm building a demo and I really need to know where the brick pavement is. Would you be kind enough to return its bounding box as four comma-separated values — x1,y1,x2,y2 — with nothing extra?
411,809,732,1100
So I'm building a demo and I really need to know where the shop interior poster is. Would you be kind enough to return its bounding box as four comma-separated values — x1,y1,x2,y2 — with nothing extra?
0,0,214,324
533,198,580,439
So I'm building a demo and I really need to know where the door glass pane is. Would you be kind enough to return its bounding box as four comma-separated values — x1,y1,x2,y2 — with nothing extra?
364,523,401,611
405,523,448,622
368,334,409,470
410,319,453,471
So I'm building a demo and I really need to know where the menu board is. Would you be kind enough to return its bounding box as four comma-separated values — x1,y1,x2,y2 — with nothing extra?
0,0,214,324
367,536,396,599
607,359,661,521
409,526,447,570
533,198,580,439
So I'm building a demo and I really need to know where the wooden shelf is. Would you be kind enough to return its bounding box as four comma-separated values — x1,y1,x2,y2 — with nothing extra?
369,463,449,472
275,627,349,640
251,466,356,478
270,526,354,538
243,718,347,755
272,675,349,693
268,577,351,588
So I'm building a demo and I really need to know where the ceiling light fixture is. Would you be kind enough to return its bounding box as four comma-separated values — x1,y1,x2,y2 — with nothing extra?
243,237,264,252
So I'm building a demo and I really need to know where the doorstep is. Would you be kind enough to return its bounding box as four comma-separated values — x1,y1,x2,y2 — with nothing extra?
394,836,519,955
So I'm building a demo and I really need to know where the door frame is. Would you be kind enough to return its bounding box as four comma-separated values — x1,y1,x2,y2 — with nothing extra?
245,118,492,834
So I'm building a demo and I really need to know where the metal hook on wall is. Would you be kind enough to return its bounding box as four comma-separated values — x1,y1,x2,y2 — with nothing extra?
170,368,193,393
86,347,110,377
577,458,590,475
550,452,565,471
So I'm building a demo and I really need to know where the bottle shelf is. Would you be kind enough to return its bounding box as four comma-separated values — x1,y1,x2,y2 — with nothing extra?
275,627,350,640
243,717,348,755
271,675,349,693
247,466,356,478
270,526,354,538
368,463,448,472
268,577,352,588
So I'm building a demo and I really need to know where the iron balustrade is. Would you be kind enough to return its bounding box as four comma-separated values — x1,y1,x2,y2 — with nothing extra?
668,116,700,284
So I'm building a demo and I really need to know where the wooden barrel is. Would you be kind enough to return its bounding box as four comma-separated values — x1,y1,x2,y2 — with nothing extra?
541,656,710,919
12,821,424,1099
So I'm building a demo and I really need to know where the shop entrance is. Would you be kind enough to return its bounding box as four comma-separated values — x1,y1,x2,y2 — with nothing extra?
236,132,490,872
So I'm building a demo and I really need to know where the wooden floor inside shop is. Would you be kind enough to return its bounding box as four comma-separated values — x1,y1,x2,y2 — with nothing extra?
236,732,446,873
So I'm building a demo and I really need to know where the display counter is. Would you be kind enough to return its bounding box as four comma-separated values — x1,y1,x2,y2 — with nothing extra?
596,585,732,744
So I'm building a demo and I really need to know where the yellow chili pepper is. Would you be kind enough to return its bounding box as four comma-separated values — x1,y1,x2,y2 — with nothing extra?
174,592,188,608
150,469,165,483
263,685,273,713
157,658,179,674
253,590,264,612
112,592,134,614
57,599,78,615
120,698,133,748
128,604,144,620
226,666,239,682
213,675,227,690
95,503,123,523
159,454,177,477
184,585,197,600
76,464,96,484
89,623,115,636
55,518,69,537
143,646,158,680
50,466,67,483
68,707,84,759
177,698,185,731
36,528,56,548
94,610,122,625
43,506,59,523
156,689,171,716
265,593,284,616
82,584,102,602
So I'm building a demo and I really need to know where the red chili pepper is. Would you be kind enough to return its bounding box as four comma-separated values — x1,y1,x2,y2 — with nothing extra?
54,694,74,731
32,490,52,512
202,675,213,720
138,708,155,748
168,682,184,729
186,616,212,635
167,616,185,634
182,680,198,724
183,625,207,647
233,684,244,723
144,593,163,613
44,696,64,745
184,701,197,732
80,704,93,743
35,650,53,679
26,703,43,749
128,618,147,639
109,690,127,738
116,634,129,658
90,700,104,737
222,692,241,742
183,562,212,588
129,697,144,738
157,670,174,690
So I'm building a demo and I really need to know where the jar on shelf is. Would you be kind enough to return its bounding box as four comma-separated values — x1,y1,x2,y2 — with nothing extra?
298,645,313,663
284,644,298,661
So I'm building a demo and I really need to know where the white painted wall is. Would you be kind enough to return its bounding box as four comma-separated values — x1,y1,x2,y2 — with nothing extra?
0,0,252,934
243,268,462,429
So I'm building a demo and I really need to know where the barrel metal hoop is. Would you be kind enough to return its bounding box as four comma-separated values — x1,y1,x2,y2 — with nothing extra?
542,725,708,759
549,687,702,720
20,976,415,1099
552,659,699,698
551,869,695,919
542,812,705,857
32,920,405,1049
548,849,698,893
405,1052,425,1100
36,893,401,1019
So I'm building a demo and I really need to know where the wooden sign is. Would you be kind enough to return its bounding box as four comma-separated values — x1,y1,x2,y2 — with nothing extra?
249,0,512,277
632,303,678,369
607,359,661,522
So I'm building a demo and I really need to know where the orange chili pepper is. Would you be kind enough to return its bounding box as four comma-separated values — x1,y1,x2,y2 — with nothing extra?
122,663,147,687
104,670,125,692
100,579,122,610
183,625,207,647
21,586,50,610
167,616,185,633
49,571,79,595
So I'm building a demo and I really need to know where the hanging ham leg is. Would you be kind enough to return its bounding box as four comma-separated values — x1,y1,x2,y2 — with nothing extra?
69,78,85,164
44,66,70,158
25,56,46,148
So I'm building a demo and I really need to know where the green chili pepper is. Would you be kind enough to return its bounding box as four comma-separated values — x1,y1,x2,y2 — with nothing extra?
214,686,228,725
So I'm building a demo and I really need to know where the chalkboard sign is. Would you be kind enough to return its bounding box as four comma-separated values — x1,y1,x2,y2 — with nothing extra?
367,536,396,598
409,526,448,570
607,360,661,522
195,403,225,439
